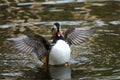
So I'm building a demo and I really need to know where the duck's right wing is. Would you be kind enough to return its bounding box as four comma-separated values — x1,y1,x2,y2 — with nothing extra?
63,26,96,45
7,35,50,60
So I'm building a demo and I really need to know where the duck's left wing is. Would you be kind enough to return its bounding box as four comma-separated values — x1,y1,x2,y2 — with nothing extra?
7,35,50,60
63,26,96,45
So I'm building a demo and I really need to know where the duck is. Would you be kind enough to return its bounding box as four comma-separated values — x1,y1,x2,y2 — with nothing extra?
7,22,96,66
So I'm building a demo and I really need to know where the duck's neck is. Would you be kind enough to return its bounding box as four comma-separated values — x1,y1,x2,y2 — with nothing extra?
57,31,61,37
52,31,64,43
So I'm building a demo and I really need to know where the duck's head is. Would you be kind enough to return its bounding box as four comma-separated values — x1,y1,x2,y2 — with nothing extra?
54,22,60,30
51,22,61,38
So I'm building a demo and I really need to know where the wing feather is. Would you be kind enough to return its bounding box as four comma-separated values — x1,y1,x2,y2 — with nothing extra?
7,35,50,60
64,26,96,45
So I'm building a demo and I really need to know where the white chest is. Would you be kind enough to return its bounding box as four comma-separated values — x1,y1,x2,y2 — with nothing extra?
49,40,71,65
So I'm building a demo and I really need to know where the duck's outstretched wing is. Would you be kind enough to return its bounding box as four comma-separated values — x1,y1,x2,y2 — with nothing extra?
63,26,96,45
7,34,50,60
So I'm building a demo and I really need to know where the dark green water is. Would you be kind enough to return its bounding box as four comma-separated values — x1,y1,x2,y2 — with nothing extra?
0,0,120,80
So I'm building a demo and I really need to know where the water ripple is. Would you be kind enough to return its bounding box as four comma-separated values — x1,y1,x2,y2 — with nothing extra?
0,20,120,29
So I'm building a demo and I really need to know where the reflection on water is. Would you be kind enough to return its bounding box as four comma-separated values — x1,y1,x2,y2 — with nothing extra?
49,66,71,79
0,0,120,80
1,20,120,28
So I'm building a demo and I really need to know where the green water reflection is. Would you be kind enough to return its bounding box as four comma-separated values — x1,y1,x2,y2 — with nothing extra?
0,0,120,80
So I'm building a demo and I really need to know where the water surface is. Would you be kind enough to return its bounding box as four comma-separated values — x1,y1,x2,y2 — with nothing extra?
0,0,120,80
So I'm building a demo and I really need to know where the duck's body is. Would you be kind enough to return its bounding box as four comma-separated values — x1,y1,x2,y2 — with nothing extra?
7,23,96,66
49,40,71,65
